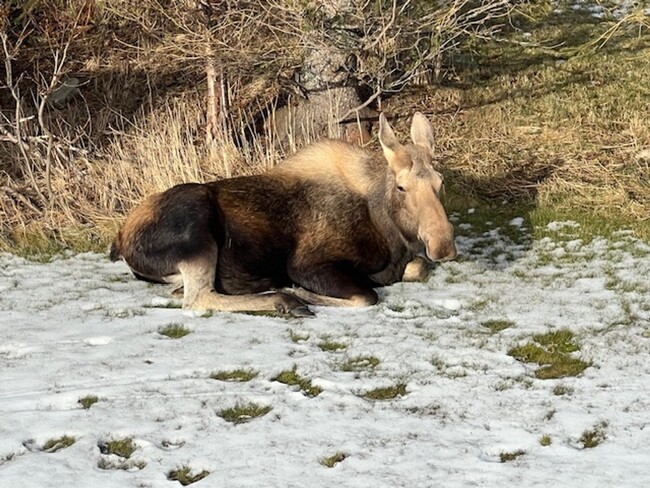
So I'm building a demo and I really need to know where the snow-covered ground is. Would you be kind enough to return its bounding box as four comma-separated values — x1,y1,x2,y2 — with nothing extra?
1,217,650,487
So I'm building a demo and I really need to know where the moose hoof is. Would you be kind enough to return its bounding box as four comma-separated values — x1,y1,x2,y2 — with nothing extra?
274,292,315,318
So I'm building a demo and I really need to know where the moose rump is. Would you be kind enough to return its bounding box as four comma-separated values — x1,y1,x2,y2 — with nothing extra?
110,113,457,316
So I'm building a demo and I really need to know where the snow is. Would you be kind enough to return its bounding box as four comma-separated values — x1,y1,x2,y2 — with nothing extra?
556,0,650,18
509,217,525,227
1,220,650,487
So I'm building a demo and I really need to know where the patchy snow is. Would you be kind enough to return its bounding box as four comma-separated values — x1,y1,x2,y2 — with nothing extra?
509,217,525,227
555,0,650,18
1,220,650,487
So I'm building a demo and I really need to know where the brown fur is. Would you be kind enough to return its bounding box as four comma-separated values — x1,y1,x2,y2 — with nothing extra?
111,113,456,316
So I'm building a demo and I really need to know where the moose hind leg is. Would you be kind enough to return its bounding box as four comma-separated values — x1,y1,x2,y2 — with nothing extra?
179,250,313,316
287,262,378,308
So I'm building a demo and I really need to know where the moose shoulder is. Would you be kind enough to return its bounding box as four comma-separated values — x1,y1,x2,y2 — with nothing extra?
110,113,457,316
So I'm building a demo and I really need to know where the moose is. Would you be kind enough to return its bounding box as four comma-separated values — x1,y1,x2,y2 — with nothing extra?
110,113,457,316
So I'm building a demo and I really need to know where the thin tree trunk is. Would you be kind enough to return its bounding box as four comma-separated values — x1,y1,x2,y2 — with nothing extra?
205,57,219,146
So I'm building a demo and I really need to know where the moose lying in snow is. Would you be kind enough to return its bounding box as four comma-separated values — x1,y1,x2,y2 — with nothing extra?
110,113,457,316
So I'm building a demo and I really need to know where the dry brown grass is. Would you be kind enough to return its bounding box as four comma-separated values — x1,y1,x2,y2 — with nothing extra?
0,89,348,253
2,2,650,253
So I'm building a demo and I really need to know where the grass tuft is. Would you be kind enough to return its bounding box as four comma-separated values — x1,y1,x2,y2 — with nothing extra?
509,329,590,379
318,340,347,352
320,451,347,468
273,368,322,397
168,466,211,485
218,403,272,424
362,383,407,401
78,395,99,410
97,458,146,471
210,369,258,382
158,323,191,339
98,438,137,459
533,330,580,354
578,423,607,449
341,355,380,372
499,449,526,463
539,435,552,447
43,435,76,453
552,385,573,396
481,319,515,334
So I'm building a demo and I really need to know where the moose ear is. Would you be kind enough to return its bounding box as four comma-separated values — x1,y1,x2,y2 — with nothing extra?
378,113,410,172
410,112,435,155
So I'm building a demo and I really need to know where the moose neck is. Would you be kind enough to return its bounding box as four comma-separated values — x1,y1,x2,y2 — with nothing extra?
364,165,415,284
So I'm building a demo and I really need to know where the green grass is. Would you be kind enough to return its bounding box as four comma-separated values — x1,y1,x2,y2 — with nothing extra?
361,383,407,401
78,394,99,409
533,330,580,353
273,368,322,397
318,340,347,352
210,369,258,382
218,403,272,424
42,435,76,452
0,228,109,261
99,438,137,459
509,329,590,379
539,435,552,447
433,0,650,242
499,449,526,463
168,466,211,485
210,369,258,383
158,323,191,339
320,452,347,468
481,319,515,334
341,355,380,372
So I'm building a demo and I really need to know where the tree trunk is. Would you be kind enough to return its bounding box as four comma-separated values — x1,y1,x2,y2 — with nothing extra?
268,1,372,148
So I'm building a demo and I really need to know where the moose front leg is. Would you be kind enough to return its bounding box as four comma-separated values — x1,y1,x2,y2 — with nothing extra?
287,262,378,307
